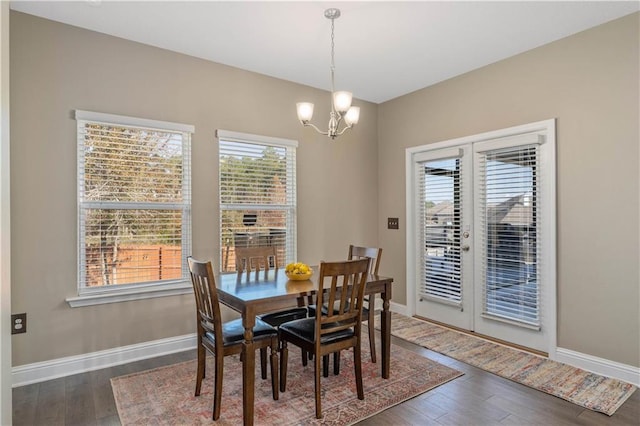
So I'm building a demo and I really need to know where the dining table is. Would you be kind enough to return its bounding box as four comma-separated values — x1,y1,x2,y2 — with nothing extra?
216,266,394,426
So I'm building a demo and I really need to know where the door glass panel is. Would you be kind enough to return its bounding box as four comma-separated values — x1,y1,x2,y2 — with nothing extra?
421,158,462,304
482,146,539,326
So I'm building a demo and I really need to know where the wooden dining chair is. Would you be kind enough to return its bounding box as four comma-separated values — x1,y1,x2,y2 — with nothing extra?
279,258,371,419
187,256,279,421
235,246,309,363
235,245,278,279
348,245,383,363
308,245,382,365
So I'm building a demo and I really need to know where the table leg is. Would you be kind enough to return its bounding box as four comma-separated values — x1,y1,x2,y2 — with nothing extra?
380,285,391,379
242,317,255,426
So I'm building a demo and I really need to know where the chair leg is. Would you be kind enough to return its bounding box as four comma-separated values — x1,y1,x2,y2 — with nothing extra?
314,350,322,419
301,348,308,367
280,341,289,393
333,351,340,375
322,355,329,377
213,352,224,420
260,347,267,380
354,342,364,400
269,339,279,400
195,344,206,396
368,305,377,363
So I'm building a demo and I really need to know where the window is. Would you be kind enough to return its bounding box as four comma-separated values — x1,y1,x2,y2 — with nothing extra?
217,130,297,273
72,110,193,305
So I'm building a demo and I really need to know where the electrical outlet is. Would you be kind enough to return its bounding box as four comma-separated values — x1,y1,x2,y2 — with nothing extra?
387,217,399,230
11,313,27,335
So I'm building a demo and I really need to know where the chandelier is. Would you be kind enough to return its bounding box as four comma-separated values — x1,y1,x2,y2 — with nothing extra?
296,8,360,140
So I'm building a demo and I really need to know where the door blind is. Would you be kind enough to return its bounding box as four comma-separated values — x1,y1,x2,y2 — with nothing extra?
418,157,463,305
478,145,541,328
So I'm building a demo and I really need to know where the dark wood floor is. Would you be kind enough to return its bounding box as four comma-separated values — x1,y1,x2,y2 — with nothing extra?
12,333,639,425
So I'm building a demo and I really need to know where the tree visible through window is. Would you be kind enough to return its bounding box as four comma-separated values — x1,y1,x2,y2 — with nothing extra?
76,111,193,291
218,130,297,273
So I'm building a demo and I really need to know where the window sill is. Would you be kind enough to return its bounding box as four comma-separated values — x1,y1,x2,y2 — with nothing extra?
66,281,192,307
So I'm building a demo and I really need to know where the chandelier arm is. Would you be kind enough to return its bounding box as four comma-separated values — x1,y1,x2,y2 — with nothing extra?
335,123,354,137
302,121,329,136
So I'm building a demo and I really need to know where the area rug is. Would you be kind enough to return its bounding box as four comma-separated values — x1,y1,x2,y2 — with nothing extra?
111,335,463,425
379,313,637,416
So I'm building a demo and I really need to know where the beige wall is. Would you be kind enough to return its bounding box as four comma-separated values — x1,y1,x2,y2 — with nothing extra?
10,10,639,370
378,13,639,367
9,12,378,366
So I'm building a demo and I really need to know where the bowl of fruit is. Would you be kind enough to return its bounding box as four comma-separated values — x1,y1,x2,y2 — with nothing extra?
285,262,313,281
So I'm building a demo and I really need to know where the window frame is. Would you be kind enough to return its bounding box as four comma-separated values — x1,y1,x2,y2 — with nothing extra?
67,110,194,307
217,129,298,273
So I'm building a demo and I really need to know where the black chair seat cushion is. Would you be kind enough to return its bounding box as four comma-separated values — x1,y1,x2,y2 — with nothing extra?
279,317,354,345
204,318,277,347
258,307,308,327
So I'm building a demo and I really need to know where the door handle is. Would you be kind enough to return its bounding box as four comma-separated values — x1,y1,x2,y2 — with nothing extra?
461,245,470,252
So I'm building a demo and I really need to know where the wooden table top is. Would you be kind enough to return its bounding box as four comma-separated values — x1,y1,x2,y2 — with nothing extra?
216,267,393,317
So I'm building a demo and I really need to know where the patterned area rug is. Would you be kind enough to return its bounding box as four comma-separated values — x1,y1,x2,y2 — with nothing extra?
111,335,463,425
379,313,637,416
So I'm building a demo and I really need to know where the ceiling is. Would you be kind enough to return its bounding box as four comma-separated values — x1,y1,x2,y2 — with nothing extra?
10,1,639,104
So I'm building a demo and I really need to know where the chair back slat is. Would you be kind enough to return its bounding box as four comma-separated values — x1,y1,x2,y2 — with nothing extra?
315,258,371,337
188,257,223,342
348,245,382,275
235,246,278,280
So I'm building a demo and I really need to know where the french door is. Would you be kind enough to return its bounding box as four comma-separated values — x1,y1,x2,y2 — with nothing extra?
413,146,474,330
408,120,555,353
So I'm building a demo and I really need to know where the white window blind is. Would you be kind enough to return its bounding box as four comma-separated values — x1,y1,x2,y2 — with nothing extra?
218,130,297,272
76,110,193,292
478,144,540,327
418,157,463,305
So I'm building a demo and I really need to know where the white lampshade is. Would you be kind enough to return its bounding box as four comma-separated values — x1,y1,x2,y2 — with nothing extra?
333,91,353,114
296,102,314,123
344,106,360,126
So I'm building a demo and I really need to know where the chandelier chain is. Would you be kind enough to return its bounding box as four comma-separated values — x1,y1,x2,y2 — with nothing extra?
330,17,336,95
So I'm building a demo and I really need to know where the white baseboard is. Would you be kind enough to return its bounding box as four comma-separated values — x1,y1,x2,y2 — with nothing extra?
12,304,409,387
389,301,409,316
555,347,640,387
13,314,638,390
12,333,197,387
